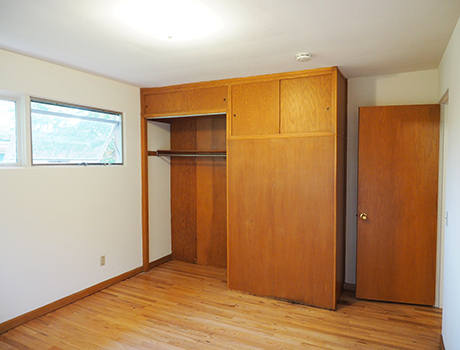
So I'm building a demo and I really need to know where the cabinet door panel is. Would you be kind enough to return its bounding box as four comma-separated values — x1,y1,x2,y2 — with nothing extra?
280,75,333,134
228,136,336,309
144,86,228,115
231,80,279,136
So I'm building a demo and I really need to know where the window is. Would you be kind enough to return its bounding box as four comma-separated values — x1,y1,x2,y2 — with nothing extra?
0,97,18,165
30,99,123,165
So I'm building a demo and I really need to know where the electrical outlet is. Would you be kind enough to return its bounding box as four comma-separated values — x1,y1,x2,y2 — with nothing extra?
100,255,105,266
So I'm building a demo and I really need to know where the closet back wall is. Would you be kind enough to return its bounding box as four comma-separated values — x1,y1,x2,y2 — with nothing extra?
170,116,227,268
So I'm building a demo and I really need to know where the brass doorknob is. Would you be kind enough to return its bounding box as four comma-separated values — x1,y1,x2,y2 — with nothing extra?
359,213,368,220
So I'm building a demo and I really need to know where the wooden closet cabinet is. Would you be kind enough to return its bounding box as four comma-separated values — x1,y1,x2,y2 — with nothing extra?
140,66,347,310
228,67,347,310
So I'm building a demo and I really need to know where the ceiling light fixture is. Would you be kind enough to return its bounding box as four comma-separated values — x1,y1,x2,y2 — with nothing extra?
296,53,312,62
117,0,222,42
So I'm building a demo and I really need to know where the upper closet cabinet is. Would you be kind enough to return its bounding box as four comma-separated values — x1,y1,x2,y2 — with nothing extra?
229,67,344,137
143,85,228,116
231,80,279,136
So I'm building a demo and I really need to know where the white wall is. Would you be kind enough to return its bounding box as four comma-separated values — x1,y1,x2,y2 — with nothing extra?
438,17,460,350
346,69,439,284
147,122,172,261
0,49,142,324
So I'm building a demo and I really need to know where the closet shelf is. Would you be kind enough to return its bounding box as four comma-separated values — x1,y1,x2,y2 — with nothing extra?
149,150,226,158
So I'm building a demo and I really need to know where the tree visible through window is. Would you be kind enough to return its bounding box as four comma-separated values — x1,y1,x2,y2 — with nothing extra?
30,100,123,165
0,98,17,164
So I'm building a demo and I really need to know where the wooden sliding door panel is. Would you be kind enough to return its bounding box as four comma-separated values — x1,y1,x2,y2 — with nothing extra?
228,136,336,308
356,105,439,306
227,139,276,294
231,80,279,136
171,158,197,263
280,75,333,134
196,158,227,268
170,119,197,263
196,117,227,268
272,136,336,307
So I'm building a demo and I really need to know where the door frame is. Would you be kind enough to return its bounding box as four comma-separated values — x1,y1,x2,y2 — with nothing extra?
436,90,449,307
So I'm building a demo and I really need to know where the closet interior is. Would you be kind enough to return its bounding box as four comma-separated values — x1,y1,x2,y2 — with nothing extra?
147,114,227,269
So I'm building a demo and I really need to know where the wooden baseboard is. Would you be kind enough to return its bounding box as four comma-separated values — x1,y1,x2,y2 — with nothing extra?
0,254,174,334
148,254,173,270
440,334,445,350
343,283,356,292
0,266,143,335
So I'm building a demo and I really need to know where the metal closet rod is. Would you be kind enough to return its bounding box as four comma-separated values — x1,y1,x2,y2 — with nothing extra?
149,150,226,158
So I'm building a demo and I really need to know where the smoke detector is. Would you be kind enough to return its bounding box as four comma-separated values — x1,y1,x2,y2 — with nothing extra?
296,53,312,62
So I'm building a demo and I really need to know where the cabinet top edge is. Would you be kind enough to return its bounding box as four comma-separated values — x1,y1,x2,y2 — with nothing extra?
359,104,440,111
141,66,345,95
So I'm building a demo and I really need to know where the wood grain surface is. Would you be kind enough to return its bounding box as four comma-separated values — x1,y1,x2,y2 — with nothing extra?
170,118,198,263
0,261,442,350
228,136,338,309
144,86,228,115
196,117,227,268
335,135,347,303
280,74,333,134
356,104,440,305
169,116,227,268
336,71,348,138
231,80,280,136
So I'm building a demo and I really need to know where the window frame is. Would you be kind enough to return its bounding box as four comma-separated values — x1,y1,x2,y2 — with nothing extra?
0,92,25,167
29,98,124,166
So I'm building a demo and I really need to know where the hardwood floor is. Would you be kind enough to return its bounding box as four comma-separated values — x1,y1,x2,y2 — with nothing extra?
0,261,442,349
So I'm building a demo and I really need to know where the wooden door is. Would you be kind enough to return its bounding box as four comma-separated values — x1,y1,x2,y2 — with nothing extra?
356,105,440,306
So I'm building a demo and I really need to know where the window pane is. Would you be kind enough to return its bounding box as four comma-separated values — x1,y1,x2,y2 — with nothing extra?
0,99,17,164
31,100,122,165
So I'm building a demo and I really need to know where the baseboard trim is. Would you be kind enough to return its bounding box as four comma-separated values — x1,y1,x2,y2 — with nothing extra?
149,254,173,270
343,283,356,292
0,266,143,335
440,334,445,350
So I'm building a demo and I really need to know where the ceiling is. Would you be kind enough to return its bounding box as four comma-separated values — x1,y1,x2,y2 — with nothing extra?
1,0,460,88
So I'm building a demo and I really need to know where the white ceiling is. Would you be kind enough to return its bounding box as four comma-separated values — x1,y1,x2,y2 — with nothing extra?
1,0,460,88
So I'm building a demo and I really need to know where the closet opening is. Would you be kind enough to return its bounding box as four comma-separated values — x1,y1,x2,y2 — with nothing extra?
145,113,227,270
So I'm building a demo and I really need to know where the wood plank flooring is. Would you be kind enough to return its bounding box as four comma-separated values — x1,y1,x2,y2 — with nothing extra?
0,261,442,349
